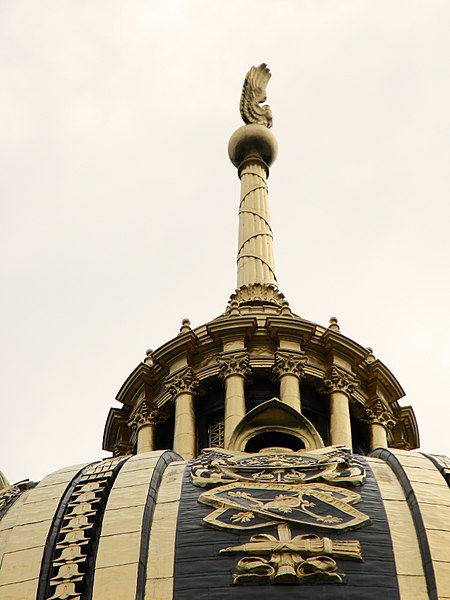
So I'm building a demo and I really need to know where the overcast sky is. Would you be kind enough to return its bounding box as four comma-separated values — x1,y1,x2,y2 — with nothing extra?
2,0,450,484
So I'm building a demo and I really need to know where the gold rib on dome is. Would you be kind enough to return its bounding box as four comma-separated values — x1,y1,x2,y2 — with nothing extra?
227,63,285,310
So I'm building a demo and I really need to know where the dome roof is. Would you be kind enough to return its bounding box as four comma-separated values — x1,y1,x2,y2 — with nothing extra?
1,64,449,600
0,449,449,598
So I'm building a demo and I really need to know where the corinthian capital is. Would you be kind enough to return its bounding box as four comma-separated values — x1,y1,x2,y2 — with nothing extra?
217,352,251,380
273,350,307,379
165,367,199,397
323,366,358,395
127,398,159,432
364,396,397,430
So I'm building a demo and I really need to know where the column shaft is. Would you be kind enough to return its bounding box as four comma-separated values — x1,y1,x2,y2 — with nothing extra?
224,374,246,449
329,390,353,450
279,373,301,412
370,422,388,450
173,391,196,460
137,424,155,454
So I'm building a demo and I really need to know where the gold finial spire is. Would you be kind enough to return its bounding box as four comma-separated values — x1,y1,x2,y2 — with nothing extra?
228,64,284,308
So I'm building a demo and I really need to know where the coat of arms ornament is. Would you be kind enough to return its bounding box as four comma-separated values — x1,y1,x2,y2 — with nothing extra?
191,447,370,585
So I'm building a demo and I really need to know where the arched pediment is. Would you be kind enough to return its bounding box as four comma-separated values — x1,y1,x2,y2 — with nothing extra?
228,398,324,452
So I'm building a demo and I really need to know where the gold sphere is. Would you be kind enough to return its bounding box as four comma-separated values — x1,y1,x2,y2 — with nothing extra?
228,124,278,168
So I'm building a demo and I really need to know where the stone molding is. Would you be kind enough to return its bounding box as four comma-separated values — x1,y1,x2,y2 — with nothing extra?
217,351,251,380
363,396,398,430
323,366,358,396
273,350,307,379
227,283,286,310
165,367,200,397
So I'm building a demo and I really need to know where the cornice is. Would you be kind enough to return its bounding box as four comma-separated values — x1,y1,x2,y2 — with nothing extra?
152,329,199,369
265,316,316,342
366,359,405,401
115,363,152,406
396,405,420,449
320,328,405,403
102,407,132,454
207,316,258,342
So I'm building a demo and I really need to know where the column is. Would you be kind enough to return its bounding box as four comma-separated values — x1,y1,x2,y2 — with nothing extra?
127,399,159,454
165,367,199,460
365,396,397,451
272,350,307,412
323,366,358,451
217,352,251,449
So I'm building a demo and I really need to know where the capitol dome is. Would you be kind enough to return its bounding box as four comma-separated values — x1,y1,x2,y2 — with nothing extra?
0,64,449,600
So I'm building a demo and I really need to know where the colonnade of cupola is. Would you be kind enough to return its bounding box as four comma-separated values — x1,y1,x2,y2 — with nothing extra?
103,310,419,461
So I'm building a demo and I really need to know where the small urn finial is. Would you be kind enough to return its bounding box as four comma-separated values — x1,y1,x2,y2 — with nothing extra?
179,318,191,334
144,349,154,366
329,317,340,332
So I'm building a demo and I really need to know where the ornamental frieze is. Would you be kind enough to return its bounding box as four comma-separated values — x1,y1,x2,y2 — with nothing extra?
217,351,251,380
43,457,127,600
273,350,308,379
191,447,370,585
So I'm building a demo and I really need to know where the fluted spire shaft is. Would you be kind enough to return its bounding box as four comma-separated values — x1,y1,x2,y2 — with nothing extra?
237,160,277,289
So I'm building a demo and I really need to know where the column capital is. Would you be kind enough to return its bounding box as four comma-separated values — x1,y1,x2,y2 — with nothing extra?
217,351,251,381
113,440,134,457
363,396,397,430
273,350,307,379
127,398,159,433
323,366,358,395
165,367,200,397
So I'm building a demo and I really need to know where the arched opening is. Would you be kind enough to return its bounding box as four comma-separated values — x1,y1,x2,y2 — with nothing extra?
245,431,305,453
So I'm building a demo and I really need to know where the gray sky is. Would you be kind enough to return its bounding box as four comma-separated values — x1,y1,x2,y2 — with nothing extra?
2,0,450,484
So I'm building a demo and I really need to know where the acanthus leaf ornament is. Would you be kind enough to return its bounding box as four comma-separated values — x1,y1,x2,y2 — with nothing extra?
240,63,273,129
323,366,358,395
217,351,251,380
164,367,199,397
273,350,308,379
127,398,160,433
363,395,398,430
